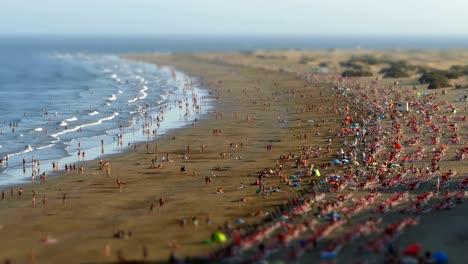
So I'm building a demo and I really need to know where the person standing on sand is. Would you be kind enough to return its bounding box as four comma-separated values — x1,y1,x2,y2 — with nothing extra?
117,178,124,192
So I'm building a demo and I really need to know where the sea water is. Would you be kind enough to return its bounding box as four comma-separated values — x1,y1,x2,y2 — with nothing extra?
0,39,214,186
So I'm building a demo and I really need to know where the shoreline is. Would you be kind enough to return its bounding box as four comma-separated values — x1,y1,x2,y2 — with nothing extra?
0,62,213,188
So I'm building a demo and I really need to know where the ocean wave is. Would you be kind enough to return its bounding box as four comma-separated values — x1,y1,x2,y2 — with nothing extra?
107,94,117,101
88,111,99,116
60,121,68,127
128,97,138,103
20,145,33,154
65,117,78,122
139,86,148,100
34,127,43,132
35,143,56,150
118,90,123,94
51,112,120,141
111,73,118,79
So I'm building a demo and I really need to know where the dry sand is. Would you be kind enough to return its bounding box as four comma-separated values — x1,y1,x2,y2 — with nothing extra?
0,51,466,263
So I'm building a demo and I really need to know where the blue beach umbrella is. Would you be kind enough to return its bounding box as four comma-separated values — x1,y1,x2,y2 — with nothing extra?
342,159,350,163
331,175,340,181
433,252,448,263
332,159,340,164
321,251,337,259
235,218,246,224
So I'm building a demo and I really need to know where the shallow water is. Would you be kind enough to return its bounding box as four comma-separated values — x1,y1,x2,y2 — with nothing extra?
0,50,212,186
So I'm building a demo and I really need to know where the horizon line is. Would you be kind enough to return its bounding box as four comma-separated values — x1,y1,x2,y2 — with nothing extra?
1,32,468,38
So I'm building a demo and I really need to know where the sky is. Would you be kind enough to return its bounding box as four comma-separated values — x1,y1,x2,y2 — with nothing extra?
1,0,467,36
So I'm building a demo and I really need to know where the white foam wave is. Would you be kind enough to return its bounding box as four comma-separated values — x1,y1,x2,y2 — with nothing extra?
66,117,78,122
139,86,148,100
60,121,68,127
88,111,99,116
35,143,56,150
107,94,117,101
118,90,123,94
128,97,138,103
111,73,118,79
23,145,33,154
34,127,43,132
51,112,120,141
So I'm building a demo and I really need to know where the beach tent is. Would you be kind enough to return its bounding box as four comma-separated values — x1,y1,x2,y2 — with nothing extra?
313,169,321,177
211,232,227,243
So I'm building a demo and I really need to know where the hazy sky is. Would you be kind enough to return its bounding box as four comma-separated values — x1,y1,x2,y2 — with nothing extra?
1,0,466,36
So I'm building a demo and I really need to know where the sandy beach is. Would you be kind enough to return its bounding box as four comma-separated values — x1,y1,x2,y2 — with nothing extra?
0,50,466,264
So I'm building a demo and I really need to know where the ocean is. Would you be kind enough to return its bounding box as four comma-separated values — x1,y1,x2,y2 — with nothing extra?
0,34,467,186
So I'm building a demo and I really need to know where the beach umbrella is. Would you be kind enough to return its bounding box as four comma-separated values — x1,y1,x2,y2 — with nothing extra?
235,218,245,224
279,215,289,220
331,175,340,181
211,232,227,243
342,159,350,163
433,252,448,263
320,251,337,259
289,175,298,180
404,243,422,256
332,159,340,165
307,120,315,123
292,183,301,188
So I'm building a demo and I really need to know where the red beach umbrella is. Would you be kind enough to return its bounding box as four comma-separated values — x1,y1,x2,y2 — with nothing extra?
404,243,422,256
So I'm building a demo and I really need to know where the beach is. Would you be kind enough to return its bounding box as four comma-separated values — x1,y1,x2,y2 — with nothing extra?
0,50,466,263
